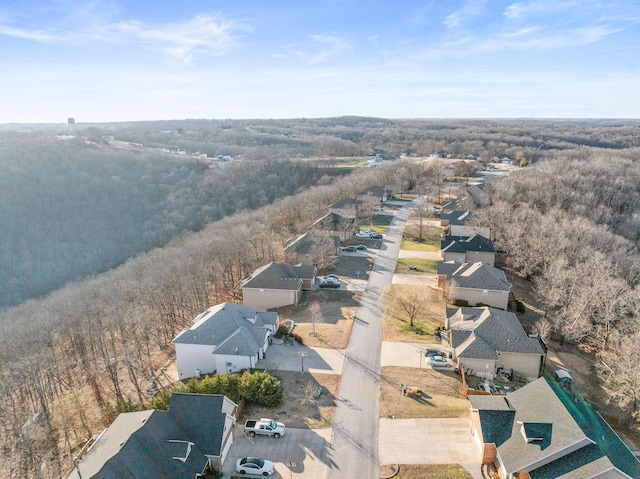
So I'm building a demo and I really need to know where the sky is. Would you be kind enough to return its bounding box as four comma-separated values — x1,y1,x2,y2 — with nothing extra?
1,0,639,123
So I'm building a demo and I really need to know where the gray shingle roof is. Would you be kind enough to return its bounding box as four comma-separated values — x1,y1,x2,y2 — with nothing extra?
470,378,593,476
441,210,472,225
284,233,340,253
448,307,544,358
72,394,233,479
329,197,362,209
172,302,277,346
439,261,511,292
241,262,311,290
308,212,354,231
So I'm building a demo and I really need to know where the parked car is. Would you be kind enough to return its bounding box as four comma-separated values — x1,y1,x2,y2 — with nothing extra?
243,418,286,438
324,274,339,281
235,457,275,476
356,244,367,251
425,349,444,358
373,205,383,211
355,230,371,239
342,245,357,252
426,355,453,368
370,233,383,239
319,277,340,288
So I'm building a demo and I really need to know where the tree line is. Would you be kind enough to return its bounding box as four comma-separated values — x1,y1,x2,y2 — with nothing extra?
478,152,640,428
0,133,338,309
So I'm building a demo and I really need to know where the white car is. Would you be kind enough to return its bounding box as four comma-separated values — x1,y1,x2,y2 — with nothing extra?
235,457,275,476
355,230,372,238
425,355,453,368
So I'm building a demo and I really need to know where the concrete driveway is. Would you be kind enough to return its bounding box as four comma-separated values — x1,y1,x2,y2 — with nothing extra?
379,418,483,479
380,341,451,368
257,343,345,375
222,427,333,479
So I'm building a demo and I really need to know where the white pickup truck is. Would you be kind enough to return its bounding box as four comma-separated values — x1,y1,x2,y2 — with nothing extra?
243,418,286,438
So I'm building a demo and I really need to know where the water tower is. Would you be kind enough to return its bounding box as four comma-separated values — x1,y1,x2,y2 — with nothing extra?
68,117,75,136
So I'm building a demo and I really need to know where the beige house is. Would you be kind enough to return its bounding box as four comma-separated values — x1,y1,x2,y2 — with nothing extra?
440,210,491,238
283,232,340,266
242,262,316,309
469,378,636,479
446,307,544,381
437,261,512,310
440,234,496,266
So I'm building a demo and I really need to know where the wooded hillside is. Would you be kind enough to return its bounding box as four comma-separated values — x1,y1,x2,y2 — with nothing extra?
1,118,640,478
0,133,337,308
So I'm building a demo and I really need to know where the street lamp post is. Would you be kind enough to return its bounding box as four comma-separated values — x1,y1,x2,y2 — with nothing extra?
300,352,306,373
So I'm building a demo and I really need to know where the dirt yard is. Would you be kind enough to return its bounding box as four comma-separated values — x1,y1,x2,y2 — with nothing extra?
238,371,341,429
379,366,469,420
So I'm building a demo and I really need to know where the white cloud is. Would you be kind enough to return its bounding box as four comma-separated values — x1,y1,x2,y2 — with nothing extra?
306,33,349,64
444,1,487,28
0,12,248,62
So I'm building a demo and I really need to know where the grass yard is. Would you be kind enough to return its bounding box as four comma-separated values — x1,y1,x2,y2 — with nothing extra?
383,284,445,341
393,464,473,479
379,366,469,419
395,258,439,274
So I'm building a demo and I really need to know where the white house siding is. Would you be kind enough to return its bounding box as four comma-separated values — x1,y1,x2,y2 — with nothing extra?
498,352,542,380
175,343,216,380
243,288,300,309
449,287,509,310
214,353,254,375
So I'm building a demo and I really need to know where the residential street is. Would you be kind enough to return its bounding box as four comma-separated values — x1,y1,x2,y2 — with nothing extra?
325,199,416,479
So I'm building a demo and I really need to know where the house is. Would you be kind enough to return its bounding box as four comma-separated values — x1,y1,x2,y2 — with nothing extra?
68,393,237,479
440,210,490,238
437,261,512,310
401,148,418,157
242,262,316,309
446,306,545,380
357,185,393,203
469,377,639,478
430,149,452,158
328,197,362,218
172,302,279,379
466,183,488,206
308,212,355,239
283,232,340,266
440,234,496,266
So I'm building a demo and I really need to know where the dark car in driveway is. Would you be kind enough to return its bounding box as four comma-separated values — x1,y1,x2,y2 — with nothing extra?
342,245,357,252
370,233,383,239
319,277,340,288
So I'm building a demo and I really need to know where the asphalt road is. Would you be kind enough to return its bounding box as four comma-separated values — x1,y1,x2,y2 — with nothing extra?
325,200,416,479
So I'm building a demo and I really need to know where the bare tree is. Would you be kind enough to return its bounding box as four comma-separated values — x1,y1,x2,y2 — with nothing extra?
396,287,426,328
307,301,324,337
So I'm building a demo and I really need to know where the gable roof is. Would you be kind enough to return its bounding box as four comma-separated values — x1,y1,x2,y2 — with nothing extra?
470,378,593,476
71,394,235,479
470,378,638,478
441,234,495,254
447,307,544,359
284,232,340,253
172,302,277,346
308,212,354,231
357,185,393,199
441,209,473,226
437,261,511,292
329,197,362,209
241,262,314,290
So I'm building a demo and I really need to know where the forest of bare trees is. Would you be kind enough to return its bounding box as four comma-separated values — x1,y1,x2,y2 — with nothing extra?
1,118,640,477
479,151,640,425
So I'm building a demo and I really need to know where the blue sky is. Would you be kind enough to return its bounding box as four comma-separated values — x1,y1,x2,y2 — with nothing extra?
1,0,639,123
